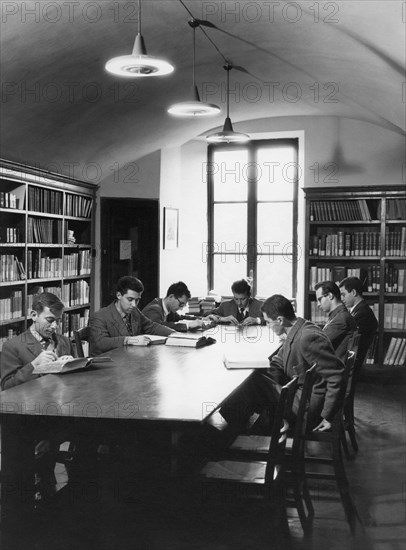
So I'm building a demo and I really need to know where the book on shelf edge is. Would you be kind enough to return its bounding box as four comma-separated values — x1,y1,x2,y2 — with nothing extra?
33,356,113,374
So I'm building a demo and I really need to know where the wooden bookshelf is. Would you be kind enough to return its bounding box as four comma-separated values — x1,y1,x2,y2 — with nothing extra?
304,186,406,373
0,160,97,351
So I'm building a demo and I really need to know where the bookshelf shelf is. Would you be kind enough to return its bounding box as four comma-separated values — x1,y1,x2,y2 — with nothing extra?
304,186,406,370
0,161,97,348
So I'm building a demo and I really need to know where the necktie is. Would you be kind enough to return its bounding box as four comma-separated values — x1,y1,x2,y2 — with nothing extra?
237,308,246,323
124,314,133,335
41,337,51,350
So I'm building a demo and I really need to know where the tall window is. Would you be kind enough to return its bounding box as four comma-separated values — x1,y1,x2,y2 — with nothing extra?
207,139,298,300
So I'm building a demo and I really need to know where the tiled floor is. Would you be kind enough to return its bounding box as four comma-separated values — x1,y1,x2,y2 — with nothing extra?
1,380,405,550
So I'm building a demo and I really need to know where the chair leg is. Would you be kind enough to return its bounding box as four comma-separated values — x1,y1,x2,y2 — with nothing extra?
290,473,314,534
331,438,361,535
340,425,351,460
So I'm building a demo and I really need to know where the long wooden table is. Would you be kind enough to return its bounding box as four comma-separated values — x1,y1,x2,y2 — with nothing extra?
0,325,277,531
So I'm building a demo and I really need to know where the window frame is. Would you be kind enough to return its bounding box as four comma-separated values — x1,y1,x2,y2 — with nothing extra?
207,138,299,299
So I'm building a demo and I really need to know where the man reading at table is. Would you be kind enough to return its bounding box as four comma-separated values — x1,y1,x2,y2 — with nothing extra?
220,294,345,433
204,279,264,326
1,291,74,390
89,275,174,356
142,281,206,331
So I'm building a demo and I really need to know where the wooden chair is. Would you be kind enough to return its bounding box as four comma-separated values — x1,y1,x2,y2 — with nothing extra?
226,364,317,534
73,326,90,358
343,332,361,455
304,349,364,535
200,376,299,541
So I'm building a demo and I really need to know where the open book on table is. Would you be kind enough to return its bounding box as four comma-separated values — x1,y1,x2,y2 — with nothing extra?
223,339,282,369
33,355,113,374
165,332,216,348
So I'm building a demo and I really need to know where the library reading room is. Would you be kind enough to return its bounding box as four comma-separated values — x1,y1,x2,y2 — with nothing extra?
0,2,405,550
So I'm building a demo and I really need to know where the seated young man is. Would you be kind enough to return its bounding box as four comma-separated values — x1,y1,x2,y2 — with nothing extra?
89,276,174,355
204,279,264,326
220,294,345,432
315,280,358,362
1,291,74,390
339,276,378,376
142,281,206,331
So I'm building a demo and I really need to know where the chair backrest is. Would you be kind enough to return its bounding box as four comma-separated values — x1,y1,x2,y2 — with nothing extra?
265,375,298,483
290,363,317,462
73,326,90,358
343,349,357,399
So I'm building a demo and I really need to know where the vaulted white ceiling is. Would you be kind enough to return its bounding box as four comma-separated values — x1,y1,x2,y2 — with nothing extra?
1,1,404,182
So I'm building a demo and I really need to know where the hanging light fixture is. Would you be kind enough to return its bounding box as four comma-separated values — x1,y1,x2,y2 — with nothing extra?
206,64,250,143
168,20,220,117
105,0,174,77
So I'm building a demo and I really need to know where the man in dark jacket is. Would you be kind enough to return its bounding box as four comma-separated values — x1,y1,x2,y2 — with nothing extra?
339,277,378,373
142,281,206,331
89,276,174,356
315,280,357,362
220,294,345,432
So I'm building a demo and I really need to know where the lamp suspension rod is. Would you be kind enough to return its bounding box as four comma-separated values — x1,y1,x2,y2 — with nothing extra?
226,64,230,119
138,0,141,34
192,26,196,87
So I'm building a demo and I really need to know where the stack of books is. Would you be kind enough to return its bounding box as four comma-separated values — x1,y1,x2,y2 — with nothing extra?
188,297,202,315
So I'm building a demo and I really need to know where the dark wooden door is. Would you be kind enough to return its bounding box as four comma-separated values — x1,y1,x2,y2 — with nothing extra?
100,199,159,308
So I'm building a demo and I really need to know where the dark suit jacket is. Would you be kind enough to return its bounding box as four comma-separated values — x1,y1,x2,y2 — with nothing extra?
0,330,74,390
351,299,378,368
89,302,174,356
204,297,265,324
266,318,345,422
142,298,188,331
323,304,357,362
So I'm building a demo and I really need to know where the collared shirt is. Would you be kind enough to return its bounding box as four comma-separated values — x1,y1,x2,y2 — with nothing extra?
29,326,56,352
162,300,170,321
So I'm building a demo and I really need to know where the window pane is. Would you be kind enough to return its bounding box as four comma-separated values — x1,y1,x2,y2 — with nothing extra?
212,255,247,297
257,203,293,255
212,150,249,202
213,203,247,249
256,255,293,299
257,146,295,201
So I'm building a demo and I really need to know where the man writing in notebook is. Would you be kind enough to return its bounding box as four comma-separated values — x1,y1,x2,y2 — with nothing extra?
142,281,206,331
315,280,357,362
89,276,174,355
204,279,264,326
1,291,74,390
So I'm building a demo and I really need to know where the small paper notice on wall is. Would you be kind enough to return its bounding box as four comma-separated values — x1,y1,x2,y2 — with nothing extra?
119,240,132,260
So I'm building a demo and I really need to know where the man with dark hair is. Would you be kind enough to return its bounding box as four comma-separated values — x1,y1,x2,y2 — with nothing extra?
220,294,345,432
205,279,264,325
1,292,74,390
339,276,378,373
89,276,174,355
142,281,206,331
315,281,357,362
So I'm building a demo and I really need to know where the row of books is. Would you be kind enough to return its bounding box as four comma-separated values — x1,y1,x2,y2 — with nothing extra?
0,290,23,320
28,217,63,244
0,188,24,209
65,194,92,219
309,266,367,290
310,199,376,221
0,255,26,282
1,227,22,243
60,309,89,338
383,303,406,330
386,199,406,220
28,186,63,215
383,337,406,366
384,267,405,293
385,229,406,257
62,280,90,307
27,251,62,279
63,250,92,276
364,335,378,365
310,231,381,257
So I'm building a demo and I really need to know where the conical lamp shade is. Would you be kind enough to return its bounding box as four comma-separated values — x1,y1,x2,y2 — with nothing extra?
207,117,250,143
168,85,221,117
105,34,174,77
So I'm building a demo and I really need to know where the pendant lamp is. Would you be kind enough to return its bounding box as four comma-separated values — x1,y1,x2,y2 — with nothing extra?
206,64,250,143
168,21,221,117
105,0,174,77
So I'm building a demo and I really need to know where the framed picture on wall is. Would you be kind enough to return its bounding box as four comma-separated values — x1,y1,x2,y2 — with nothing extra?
163,207,178,249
